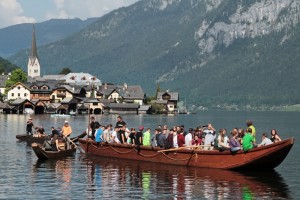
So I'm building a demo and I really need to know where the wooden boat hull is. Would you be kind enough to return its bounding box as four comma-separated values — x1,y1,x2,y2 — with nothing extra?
31,143,76,159
16,134,49,144
78,138,294,170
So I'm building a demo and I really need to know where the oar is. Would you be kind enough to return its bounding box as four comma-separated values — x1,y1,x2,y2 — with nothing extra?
66,136,77,148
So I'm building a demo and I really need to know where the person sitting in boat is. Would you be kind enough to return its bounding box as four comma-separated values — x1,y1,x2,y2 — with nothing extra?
110,126,120,144
217,128,230,151
192,135,201,146
237,128,245,145
103,124,112,143
258,133,273,147
242,128,257,152
26,118,34,135
270,129,282,143
229,129,241,152
33,126,45,137
173,129,179,148
95,122,104,143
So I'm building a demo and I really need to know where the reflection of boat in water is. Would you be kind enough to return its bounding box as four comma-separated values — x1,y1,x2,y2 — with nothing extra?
84,156,291,199
79,138,294,170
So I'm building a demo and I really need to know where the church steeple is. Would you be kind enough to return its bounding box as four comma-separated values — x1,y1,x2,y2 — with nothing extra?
27,24,41,78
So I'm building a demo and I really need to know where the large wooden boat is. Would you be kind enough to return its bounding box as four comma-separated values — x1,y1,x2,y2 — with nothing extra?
31,142,76,159
78,137,294,170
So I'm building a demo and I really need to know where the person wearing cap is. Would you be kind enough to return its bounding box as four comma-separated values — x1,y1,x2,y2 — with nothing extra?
61,121,72,149
26,118,34,135
61,121,72,138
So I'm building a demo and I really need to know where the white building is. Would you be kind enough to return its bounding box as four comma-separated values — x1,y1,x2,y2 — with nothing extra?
27,24,41,78
7,82,31,101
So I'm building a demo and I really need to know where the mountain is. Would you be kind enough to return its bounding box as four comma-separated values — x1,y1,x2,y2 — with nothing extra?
8,0,300,110
0,18,99,58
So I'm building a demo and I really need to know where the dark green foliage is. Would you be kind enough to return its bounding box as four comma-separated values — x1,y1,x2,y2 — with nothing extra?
0,57,18,74
59,67,72,74
5,68,27,91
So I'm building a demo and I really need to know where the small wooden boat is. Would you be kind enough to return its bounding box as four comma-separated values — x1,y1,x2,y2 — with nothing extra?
31,142,76,159
78,137,294,170
16,132,87,144
16,134,50,144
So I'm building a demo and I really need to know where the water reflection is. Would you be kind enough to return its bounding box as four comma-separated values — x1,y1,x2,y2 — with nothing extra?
82,156,291,199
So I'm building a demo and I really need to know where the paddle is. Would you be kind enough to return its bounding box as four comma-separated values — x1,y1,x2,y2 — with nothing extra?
158,145,213,152
66,136,77,148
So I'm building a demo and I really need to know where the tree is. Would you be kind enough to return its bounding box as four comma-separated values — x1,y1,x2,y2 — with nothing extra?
5,68,27,92
59,67,71,75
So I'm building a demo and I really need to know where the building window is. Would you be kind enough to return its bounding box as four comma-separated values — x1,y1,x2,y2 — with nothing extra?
18,93,20,97
93,103,98,106
11,93,14,97
24,93,27,97
17,86,21,90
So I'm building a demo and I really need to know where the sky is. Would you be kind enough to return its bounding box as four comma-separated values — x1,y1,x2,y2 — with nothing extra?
0,0,140,29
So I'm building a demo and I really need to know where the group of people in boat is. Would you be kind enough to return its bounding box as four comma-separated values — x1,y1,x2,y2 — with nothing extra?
86,116,282,152
26,118,73,151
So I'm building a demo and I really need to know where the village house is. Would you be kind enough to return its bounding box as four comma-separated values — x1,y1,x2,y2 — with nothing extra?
154,91,179,114
7,82,31,101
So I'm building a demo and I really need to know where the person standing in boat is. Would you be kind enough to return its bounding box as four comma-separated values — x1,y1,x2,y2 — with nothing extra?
115,116,126,143
61,121,72,148
143,128,151,146
26,118,34,135
89,116,98,140
246,120,256,142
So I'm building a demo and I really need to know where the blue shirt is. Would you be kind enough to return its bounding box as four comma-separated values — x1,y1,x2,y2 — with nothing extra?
95,128,103,142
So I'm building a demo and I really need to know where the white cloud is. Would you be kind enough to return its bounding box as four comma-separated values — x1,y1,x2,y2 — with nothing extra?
0,0,35,28
46,0,139,20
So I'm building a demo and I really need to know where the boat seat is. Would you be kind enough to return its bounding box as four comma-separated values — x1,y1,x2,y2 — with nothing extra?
56,141,66,150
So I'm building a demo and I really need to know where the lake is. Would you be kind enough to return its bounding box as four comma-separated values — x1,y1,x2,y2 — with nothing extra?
0,111,299,199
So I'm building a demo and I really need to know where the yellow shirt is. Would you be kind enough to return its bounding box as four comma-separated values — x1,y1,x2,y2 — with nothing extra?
62,125,72,137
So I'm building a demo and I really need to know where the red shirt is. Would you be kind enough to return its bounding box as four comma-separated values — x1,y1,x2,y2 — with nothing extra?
177,134,185,147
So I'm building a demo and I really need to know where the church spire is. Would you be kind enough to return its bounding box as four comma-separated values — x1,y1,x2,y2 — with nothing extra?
30,24,38,60
27,24,41,78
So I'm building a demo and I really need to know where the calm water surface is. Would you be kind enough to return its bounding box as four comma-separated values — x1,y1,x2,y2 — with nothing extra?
0,111,299,199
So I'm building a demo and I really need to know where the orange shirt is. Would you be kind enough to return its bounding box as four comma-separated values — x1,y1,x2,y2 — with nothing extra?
62,125,72,137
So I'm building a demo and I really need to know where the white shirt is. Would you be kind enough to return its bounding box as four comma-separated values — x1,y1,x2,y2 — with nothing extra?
173,135,178,148
185,133,193,147
111,131,120,143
